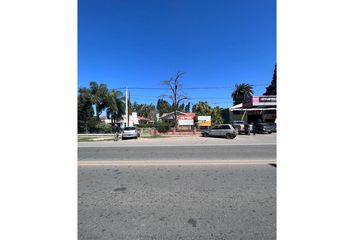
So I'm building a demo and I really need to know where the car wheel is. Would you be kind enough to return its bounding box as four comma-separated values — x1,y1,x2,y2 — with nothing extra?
225,133,232,139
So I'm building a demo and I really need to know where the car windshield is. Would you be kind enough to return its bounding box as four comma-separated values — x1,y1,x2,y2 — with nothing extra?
124,127,136,130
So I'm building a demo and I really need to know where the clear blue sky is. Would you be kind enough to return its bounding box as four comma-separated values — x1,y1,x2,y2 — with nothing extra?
78,0,276,108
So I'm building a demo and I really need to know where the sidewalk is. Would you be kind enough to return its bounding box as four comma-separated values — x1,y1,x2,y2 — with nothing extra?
78,133,200,142
78,133,276,147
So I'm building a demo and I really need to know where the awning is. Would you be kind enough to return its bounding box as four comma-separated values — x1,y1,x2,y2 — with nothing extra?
229,103,243,111
229,107,277,111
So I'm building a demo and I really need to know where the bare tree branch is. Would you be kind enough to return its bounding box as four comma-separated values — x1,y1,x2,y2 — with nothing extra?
161,71,188,130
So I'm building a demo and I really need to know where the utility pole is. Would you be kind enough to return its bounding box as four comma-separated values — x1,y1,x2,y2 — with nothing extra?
125,87,129,127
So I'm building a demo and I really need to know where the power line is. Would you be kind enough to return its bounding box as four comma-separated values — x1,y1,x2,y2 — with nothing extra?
112,84,267,90
130,94,232,100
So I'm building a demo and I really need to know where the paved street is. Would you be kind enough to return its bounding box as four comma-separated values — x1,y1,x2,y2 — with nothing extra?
78,145,275,163
78,134,276,240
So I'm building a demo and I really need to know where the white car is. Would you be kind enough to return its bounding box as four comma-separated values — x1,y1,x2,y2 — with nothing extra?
201,124,237,139
121,127,140,140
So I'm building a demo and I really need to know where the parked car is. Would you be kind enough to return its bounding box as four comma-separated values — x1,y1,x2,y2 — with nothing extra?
121,126,140,140
254,123,273,134
230,120,250,135
201,124,237,139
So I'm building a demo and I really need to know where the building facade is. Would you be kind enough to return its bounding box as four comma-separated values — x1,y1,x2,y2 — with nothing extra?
229,96,276,124
160,111,196,130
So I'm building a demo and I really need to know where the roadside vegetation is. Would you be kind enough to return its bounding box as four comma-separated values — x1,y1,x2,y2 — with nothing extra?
78,66,276,134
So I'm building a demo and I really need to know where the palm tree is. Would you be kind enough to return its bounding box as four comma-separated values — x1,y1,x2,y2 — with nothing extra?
231,83,254,105
78,87,94,133
106,89,124,124
88,81,109,121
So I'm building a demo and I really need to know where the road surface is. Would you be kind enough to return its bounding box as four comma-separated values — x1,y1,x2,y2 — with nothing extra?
78,134,276,240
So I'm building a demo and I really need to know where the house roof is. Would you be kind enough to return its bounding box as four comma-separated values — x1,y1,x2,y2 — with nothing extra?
160,111,195,120
137,116,153,122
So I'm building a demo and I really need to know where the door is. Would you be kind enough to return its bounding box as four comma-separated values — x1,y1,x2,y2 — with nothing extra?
209,125,220,136
219,125,230,136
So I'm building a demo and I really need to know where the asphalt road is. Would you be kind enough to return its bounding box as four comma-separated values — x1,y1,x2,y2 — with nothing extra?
78,135,276,240
78,145,275,163
79,165,276,240
78,132,276,163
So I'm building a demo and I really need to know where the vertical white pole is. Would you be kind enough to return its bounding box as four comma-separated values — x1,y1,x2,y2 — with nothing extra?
125,87,128,127
241,109,247,121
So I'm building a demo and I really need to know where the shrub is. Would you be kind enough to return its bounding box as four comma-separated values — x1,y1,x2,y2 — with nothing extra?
136,122,155,128
154,121,170,132
78,118,100,133
96,121,112,133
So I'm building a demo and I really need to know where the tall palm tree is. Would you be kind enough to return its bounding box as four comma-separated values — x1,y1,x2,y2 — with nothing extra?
89,81,109,121
106,89,124,124
231,83,254,105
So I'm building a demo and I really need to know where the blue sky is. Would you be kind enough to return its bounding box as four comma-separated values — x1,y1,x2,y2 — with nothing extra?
78,0,276,108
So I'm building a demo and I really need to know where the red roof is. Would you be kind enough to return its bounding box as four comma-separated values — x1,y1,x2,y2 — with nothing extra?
177,112,195,120
160,111,196,120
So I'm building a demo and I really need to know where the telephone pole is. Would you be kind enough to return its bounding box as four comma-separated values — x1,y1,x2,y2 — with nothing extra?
125,87,129,127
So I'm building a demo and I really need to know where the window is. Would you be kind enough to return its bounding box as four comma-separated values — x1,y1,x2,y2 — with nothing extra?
220,125,230,129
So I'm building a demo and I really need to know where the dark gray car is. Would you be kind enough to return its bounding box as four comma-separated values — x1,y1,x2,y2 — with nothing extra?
255,123,273,134
201,124,237,139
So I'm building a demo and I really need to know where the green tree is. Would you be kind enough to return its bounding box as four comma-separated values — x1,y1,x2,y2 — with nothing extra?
178,103,185,112
157,98,171,116
263,64,277,95
88,81,110,121
231,83,254,105
211,107,223,125
131,102,156,119
192,101,223,125
78,82,125,132
184,102,191,113
192,101,212,116
78,87,94,133
106,89,125,124
131,101,140,114
145,104,157,121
